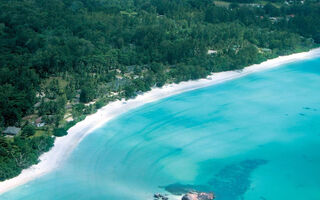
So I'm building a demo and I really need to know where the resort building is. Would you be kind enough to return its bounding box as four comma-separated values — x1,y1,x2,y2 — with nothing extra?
3,126,21,136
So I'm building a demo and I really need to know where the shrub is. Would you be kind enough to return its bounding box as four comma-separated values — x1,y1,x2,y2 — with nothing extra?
53,128,68,137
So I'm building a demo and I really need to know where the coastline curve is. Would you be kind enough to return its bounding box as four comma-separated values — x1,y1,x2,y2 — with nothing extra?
1,48,320,195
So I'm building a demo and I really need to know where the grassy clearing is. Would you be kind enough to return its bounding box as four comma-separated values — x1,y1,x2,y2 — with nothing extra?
214,0,231,7
33,129,48,137
43,77,68,90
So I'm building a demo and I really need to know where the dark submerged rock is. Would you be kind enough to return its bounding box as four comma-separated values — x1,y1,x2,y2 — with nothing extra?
162,183,210,196
163,159,267,200
208,159,268,200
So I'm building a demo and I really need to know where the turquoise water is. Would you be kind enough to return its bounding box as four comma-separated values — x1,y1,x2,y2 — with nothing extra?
2,58,320,200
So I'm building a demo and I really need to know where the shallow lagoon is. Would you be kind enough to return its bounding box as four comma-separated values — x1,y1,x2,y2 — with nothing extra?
2,58,320,200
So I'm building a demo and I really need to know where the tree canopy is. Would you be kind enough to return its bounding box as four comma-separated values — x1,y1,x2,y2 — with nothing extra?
0,0,319,181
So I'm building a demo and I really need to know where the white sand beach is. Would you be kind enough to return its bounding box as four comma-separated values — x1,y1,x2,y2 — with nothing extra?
1,47,320,195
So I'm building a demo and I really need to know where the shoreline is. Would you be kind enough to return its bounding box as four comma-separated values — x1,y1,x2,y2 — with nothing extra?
1,48,320,195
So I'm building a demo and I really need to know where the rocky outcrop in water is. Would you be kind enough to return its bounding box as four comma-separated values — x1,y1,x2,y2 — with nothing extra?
181,192,215,200
154,193,169,200
162,183,211,195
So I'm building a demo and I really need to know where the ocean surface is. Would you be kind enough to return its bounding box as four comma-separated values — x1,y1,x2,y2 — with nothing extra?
2,58,320,200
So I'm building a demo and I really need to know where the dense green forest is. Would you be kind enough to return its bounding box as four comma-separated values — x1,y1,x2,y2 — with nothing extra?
0,0,319,181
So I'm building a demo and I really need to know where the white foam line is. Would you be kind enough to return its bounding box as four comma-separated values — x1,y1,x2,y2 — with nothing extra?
1,48,320,195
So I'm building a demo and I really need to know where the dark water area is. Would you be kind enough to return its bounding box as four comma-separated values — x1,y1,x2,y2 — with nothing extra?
164,159,267,200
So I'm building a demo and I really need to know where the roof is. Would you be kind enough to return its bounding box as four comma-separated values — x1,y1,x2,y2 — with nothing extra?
208,50,218,54
36,123,45,127
35,117,42,124
3,127,21,135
